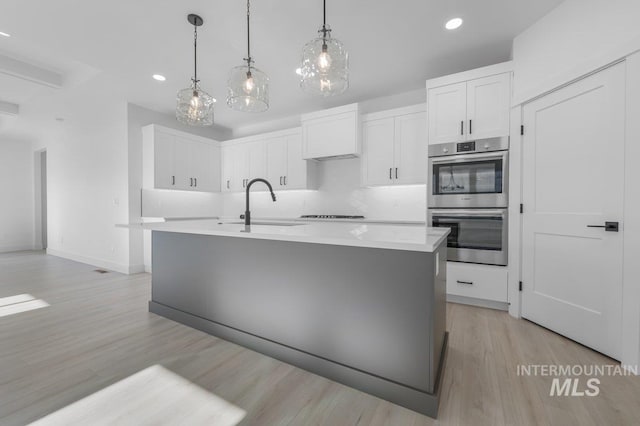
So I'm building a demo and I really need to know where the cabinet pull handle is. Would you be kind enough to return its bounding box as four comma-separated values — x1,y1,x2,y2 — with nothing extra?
395,168,398,179
284,176,287,186
457,280,473,285
190,178,193,187
194,178,197,187
227,180,230,189
280,176,283,185
389,168,392,180
469,119,472,135
461,120,464,135
172,175,175,186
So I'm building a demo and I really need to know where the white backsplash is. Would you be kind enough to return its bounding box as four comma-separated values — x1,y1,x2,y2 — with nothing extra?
222,158,427,222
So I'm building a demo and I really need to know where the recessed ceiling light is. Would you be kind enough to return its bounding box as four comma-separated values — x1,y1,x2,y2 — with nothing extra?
0,31,11,37
152,74,166,81
445,18,463,30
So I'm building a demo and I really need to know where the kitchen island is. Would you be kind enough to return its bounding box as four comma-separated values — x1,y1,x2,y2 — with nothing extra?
138,219,449,417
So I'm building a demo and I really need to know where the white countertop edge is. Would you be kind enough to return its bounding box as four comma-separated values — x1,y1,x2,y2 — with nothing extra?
118,220,449,253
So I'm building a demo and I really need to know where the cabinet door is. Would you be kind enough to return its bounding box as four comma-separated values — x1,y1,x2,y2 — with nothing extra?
173,138,191,190
233,144,249,191
394,112,427,184
266,137,288,189
221,146,236,192
246,141,266,183
188,141,218,192
466,73,510,140
362,118,395,186
427,82,466,144
153,131,176,189
285,132,307,189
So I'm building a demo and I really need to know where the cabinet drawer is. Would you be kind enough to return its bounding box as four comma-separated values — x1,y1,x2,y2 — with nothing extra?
446,262,507,302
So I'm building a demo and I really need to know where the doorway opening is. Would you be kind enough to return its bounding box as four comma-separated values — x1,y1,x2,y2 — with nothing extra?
34,149,47,250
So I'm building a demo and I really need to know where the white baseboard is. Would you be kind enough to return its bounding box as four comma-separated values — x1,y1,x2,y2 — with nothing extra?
46,248,137,275
447,294,509,311
0,245,36,254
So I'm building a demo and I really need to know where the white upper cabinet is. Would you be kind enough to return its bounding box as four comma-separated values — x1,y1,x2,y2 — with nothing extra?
362,118,395,186
427,66,512,145
427,82,467,145
302,103,360,160
143,124,220,193
361,105,427,187
223,128,317,193
466,73,511,140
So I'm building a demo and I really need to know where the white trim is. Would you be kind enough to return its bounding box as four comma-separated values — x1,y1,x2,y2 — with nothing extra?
143,124,220,145
0,245,35,254
508,106,522,318
513,35,640,106
46,248,134,275
0,54,64,89
622,52,640,374
300,102,359,121
447,294,509,311
426,61,513,90
361,104,425,122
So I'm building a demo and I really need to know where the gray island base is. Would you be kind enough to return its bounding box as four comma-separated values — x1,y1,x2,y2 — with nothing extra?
149,230,448,418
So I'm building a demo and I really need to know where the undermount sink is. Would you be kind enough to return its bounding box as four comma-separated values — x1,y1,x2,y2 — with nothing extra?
225,221,305,227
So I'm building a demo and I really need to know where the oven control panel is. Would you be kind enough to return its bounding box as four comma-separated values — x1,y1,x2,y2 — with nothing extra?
457,141,476,152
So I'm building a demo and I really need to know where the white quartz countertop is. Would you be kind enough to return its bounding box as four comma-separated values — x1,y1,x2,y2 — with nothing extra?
119,219,449,253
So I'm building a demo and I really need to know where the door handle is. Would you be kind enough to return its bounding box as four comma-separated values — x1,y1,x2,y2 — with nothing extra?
469,119,472,134
460,120,464,135
457,280,473,285
587,221,619,232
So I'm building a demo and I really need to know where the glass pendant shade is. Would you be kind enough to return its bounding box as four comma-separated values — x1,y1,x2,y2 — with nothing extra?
176,82,215,126
227,65,269,112
300,26,349,96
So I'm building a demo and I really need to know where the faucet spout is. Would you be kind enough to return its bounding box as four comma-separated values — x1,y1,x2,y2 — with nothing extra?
245,178,277,227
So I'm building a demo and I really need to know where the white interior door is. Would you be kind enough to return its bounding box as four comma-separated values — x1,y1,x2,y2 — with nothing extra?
521,62,625,360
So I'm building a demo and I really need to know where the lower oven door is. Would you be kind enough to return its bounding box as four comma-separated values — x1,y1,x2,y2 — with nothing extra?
429,209,508,266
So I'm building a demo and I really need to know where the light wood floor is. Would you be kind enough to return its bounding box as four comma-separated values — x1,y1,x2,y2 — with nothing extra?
1,251,639,425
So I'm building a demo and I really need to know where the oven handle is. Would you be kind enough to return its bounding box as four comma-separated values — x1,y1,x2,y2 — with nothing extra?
430,151,507,164
430,209,507,218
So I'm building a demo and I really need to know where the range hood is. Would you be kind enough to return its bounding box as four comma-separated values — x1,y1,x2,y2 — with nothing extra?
302,103,361,160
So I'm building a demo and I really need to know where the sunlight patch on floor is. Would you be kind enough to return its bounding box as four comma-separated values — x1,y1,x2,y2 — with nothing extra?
28,364,246,426
0,294,49,318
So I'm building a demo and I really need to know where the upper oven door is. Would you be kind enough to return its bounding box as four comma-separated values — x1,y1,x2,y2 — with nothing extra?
428,150,509,208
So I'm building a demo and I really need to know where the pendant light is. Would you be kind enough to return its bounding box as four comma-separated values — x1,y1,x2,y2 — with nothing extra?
300,0,349,96
227,0,269,112
176,14,215,126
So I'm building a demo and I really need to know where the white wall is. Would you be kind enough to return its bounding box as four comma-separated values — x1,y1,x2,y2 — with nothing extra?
513,0,640,104
222,158,426,221
0,138,34,252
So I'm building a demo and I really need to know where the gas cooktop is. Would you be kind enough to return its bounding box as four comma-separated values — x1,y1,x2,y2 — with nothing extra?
300,215,365,219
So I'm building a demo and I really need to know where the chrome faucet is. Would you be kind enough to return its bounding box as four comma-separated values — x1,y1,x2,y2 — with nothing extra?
245,178,277,227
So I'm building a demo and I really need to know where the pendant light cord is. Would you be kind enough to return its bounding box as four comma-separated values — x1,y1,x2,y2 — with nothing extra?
193,24,199,84
245,0,252,68
321,0,329,43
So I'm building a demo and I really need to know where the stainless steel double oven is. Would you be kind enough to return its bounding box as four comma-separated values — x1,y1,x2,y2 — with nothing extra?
427,137,509,266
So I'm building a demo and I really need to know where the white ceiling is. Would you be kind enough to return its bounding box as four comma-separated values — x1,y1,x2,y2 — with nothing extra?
0,0,563,138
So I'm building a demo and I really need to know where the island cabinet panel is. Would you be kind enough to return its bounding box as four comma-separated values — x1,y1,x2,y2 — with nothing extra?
150,231,448,417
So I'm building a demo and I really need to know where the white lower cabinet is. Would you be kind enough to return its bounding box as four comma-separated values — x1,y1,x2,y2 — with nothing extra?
446,262,508,303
